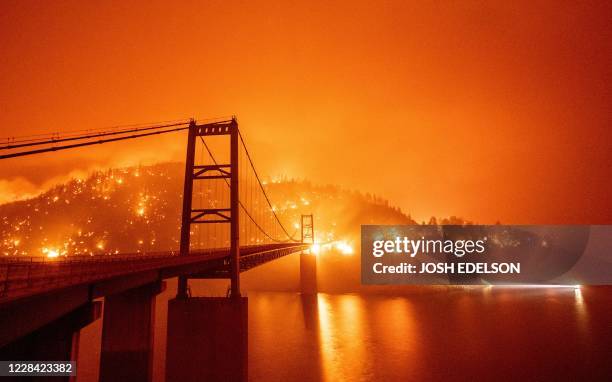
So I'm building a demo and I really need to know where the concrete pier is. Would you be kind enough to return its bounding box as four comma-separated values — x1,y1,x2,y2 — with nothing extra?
300,251,317,294
166,296,248,382
0,301,101,381
99,281,164,382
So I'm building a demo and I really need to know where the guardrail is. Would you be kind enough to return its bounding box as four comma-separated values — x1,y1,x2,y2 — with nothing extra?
0,244,304,302
0,251,181,302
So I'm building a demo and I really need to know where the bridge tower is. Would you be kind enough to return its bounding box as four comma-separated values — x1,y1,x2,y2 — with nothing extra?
177,118,240,299
300,214,317,294
301,214,314,243
168,118,248,382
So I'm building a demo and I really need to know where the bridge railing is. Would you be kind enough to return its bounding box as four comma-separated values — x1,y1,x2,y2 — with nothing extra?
0,250,179,264
0,249,206,302
0,244,304,302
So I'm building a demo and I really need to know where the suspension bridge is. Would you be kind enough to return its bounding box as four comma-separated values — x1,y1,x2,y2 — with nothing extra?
0,117,320,382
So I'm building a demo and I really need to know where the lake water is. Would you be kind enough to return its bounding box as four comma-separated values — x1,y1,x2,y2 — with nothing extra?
74,277,612,381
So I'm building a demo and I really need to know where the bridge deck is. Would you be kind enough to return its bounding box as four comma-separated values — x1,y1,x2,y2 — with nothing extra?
0,243,309,304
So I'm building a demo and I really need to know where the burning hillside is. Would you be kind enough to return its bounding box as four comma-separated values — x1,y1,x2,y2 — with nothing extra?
0,162,415,258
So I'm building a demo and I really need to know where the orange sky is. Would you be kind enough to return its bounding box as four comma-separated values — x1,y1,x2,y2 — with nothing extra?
0,1,610,223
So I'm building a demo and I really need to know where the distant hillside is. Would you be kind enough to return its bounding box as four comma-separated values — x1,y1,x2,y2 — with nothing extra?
0,162,415,257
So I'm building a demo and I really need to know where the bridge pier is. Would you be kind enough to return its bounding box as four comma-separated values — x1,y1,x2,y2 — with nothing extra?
0,301,101,380
300,251,318,294
99,281,164,382
166,296,248,382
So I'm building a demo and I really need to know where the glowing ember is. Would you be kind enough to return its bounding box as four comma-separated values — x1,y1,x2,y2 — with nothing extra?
42,247,60,258
335,241,354,255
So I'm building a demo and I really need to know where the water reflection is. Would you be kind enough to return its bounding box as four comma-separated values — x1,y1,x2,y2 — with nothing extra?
300,293,319,331
315,293,425,381
74,285,612,381
573,287,589,340
317,294,372,381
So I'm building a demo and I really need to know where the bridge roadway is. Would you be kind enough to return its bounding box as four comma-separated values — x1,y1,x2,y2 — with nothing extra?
0,242,309,347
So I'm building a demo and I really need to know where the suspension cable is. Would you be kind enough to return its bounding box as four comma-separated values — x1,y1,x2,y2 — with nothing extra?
1,121,189,150
198,136,297,243
237,131,300,241
0,124,190,160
